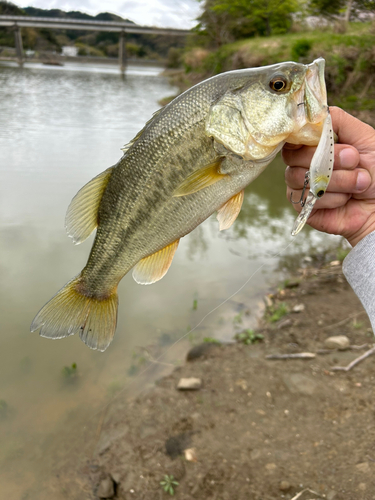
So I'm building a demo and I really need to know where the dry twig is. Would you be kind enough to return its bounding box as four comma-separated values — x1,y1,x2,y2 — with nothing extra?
266,352,316,360
331,345,375,372
290,488,322,500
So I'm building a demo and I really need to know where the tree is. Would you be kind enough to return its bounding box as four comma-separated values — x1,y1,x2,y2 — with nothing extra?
196,0,300,46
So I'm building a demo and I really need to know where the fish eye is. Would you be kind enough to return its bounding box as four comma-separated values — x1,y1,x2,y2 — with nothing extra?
269,76,288,92
317,190,325,197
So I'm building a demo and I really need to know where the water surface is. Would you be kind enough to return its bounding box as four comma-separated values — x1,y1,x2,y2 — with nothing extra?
0,61,339,498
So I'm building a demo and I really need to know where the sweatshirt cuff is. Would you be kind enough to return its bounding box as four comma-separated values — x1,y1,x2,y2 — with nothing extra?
342,230,375,333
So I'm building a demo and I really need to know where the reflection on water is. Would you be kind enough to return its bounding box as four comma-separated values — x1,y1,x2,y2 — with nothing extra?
0,62,340,498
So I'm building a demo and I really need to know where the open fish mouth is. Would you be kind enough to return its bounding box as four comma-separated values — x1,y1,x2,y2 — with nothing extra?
305,58,327,123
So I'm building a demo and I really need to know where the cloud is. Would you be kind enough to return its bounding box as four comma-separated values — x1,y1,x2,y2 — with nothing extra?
17,0,201,28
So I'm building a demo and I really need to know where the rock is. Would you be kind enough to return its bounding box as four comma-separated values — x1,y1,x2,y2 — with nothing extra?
303,256,313,263
279,480,291,492
186,342,219,361
285,281,300,289
264,294,273,308
330,260,341,266
292,303,305,313
177,377,202,390
265,463,277,471
165,433,191,459
97,476,115,499
324,335,350,350
277,319,292,329
283,373,318,395
326,490,337,500
356,462,370,473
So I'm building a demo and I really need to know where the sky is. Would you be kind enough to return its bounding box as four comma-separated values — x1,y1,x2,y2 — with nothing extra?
16,0,202,29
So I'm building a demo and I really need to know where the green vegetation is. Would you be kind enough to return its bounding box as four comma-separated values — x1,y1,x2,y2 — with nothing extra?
267,302,288,322
203,336,222,344
193,298,198,310
336,247,351,261
233,311,244,325
62,362,78,380
160,475,179,496
236,329,264,344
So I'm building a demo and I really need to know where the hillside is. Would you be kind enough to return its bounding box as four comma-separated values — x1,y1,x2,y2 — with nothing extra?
0,1,186,59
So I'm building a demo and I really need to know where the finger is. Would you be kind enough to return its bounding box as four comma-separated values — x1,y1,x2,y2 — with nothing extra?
283,143,303,150
282,145,315,168
286,165,371,196
285,165,308,190
330,107,375,151
286,186,351,211
282,143,359,170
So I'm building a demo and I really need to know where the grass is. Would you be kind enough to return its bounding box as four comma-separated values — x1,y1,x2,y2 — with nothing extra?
267,302,288,323
62,362,77,381
203,337,221,344
235,329,264,345
160,475,179,495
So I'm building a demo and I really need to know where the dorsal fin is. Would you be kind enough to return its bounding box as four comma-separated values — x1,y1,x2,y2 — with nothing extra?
132,240,180,285
65,166,114,245
121,108,163,154
173,160,226,197
217,190,244,230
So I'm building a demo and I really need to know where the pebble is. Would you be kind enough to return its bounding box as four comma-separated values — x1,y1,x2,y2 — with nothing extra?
324,335,350,350
177,377,202,390
292,303,305,313
277,319,292,329
97,476,115,499
356,462,370,473
330,260,341,266
279,480,291,492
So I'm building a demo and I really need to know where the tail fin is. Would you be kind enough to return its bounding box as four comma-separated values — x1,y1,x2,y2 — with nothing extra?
30,276,118,352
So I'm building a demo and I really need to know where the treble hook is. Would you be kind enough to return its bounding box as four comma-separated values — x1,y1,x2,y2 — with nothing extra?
290,171,310,207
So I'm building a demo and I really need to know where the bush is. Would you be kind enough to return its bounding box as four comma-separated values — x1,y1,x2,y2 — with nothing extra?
291,39,312,61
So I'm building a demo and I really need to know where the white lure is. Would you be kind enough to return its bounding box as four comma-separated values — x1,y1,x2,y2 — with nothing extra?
291,108,334,236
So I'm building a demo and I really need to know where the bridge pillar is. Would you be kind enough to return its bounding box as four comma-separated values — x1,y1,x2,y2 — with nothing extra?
119,30,127,74
14,24,24,66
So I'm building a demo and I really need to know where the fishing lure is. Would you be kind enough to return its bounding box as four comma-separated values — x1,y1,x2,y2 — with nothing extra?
291,107,334,236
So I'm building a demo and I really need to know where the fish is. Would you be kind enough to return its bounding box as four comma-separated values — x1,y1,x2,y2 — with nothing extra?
31,58,328,351
291,107,334,235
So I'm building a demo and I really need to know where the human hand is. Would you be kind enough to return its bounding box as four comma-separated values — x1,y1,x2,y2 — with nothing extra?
283,106,375,247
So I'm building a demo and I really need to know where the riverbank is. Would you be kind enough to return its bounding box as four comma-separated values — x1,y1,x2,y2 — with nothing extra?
65,247,375,499
164,22,375,127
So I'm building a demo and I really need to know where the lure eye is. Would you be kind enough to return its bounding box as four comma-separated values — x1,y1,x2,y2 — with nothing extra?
269,76,288,92
317,190,325,197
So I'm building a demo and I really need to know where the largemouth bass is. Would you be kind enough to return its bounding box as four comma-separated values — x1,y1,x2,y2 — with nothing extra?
31,58,328,351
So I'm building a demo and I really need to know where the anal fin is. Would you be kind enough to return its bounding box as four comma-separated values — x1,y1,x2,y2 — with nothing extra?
173,160,225,197
132,240,180,285
217,190,244,230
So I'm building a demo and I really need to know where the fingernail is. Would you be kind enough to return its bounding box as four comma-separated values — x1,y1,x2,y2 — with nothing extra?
356,170,370,192
339,148,357,169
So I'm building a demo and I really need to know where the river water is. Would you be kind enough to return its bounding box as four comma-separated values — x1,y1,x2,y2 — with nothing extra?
0,61,339,498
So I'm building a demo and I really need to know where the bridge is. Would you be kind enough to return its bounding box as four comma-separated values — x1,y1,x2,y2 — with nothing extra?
0,15,190,72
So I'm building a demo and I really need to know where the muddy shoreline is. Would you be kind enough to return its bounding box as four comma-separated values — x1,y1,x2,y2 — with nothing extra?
64,249,375,499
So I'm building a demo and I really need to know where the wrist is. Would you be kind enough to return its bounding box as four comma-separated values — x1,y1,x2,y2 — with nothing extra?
347,214,375,247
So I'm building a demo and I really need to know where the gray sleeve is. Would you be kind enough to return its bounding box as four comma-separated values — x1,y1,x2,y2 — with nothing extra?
342,230,375,333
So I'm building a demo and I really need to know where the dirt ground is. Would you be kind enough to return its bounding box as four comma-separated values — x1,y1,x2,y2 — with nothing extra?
72,252,375,500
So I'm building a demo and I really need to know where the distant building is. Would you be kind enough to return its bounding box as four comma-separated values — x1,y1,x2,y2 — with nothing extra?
62,46,78,57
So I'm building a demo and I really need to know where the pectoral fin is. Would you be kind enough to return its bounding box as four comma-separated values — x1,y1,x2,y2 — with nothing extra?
65,166,114,244
173,160,225,197
217,190,244,230
132,240,180,285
